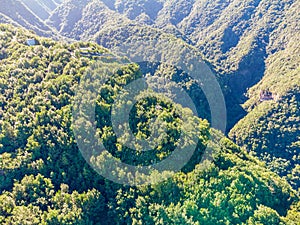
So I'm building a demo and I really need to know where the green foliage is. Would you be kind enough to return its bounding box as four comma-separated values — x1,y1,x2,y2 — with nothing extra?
0,0,300,221
246,205,282,225
230,89,300,189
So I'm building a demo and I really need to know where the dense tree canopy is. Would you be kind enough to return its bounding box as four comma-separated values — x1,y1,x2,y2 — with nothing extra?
0,24,299,224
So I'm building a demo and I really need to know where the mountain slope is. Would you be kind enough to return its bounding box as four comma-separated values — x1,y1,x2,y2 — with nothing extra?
46,0,227,127
0,0,299,216
0,0,56,36
19,0,63,20
0,24,299,224
46,0,91,36
103,0,299,189
95,0,297,99
229,0,300,189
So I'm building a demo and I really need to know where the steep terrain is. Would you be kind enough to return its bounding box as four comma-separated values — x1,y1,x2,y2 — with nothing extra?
42,0,300,189
0,0,299,221
19,0,63,20
0,0,58,36
229,0,300,189
0,24,299,224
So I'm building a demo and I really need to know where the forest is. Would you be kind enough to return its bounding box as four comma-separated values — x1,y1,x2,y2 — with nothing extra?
0,0,299,224
0,22,299,225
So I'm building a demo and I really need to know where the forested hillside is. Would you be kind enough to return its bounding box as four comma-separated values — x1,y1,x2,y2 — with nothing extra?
0,24,299,224
0,0,299,223
40,0,300,189
228,0,300,189
94,0,300,189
